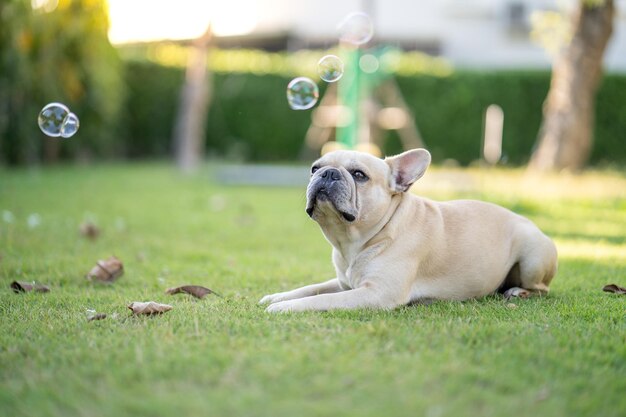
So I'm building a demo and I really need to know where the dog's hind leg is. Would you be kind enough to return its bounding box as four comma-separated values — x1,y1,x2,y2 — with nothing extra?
504,237,557,300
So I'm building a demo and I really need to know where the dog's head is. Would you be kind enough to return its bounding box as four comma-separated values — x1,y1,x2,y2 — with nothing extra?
305,148,431,229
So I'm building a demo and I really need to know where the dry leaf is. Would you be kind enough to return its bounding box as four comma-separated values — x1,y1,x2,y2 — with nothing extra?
86,256,124,282
127,301,172,315
80,222,100,240
10,281,50,293
602,284,626,295
87,313,107,322
506,303,518,309
165,285,220,299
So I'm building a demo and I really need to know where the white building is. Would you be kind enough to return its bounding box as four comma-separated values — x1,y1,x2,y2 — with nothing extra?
250,0,626,71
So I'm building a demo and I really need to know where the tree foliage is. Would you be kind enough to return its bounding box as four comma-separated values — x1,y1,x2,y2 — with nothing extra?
0,0,124,164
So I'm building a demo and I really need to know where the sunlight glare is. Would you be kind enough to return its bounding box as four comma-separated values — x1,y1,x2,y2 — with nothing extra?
107,0,258,44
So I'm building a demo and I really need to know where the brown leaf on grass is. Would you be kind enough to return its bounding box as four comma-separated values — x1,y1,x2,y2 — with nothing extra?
165,285,220,299
127,301,173,315
602,284,626,295
87,313,107,322
79,222,100,240
86,256,124,282
10,281,50,293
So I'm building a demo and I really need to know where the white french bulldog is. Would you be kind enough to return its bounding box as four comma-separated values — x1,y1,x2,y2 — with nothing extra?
260,149,557,313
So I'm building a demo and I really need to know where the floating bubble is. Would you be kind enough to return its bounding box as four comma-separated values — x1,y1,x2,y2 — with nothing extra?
286,77,319,110
318,55,344,82
27,213,41,229
38,102,69,137
114,217,127,232
38,102,79,138
2,210,15,224
60,112,80,138
359,54,380,74
337,12,374,46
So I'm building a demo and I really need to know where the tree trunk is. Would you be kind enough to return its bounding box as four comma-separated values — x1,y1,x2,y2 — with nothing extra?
43,139,60,164
173,26,213,173
529,0,614,172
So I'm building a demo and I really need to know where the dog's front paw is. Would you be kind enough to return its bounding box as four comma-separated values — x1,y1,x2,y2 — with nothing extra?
259,292,286,305
265,300,297,313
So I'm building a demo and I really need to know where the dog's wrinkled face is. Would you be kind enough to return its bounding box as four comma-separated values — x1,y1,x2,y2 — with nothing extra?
305,149,431,230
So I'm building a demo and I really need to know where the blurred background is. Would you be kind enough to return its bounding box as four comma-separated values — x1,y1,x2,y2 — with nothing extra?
1,0,625,170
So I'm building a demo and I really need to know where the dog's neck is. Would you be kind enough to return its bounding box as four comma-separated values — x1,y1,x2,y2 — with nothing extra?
321,193,405,261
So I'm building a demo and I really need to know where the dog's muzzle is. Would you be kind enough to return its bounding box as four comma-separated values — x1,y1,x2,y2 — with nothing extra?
306,168,356,222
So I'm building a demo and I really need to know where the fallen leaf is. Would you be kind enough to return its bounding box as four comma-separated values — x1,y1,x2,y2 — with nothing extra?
602,284,626,295
165,285,220,299
86,256,124,282
87,313,107,322
79,222,100,240
506,303,518,309
10,281,50,293
127,301,173,315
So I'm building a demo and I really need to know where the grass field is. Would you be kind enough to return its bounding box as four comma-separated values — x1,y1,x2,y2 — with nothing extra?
1,162,625,417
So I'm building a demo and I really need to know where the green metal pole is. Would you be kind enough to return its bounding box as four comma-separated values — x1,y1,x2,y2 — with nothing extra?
337,47,360,149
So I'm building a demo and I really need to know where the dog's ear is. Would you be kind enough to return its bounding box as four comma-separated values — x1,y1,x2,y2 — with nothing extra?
385,148,431,193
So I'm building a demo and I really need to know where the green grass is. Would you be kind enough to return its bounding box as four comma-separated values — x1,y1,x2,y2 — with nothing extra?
1,163,625,417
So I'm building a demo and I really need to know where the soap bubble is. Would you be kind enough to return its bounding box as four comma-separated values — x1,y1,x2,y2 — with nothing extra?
318,55,344,82
60,112,80,138
2,210,15,224
38,102,80,138
38,103,69,137
337,12,374,46
27,213,41,229
286,77,319,110
359,54,380,73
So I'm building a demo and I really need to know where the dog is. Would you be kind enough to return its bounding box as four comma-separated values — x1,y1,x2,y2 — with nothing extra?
260,148,557,313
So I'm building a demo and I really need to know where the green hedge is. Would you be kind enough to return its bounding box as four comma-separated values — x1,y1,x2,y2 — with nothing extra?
123,62,322,161
398,72,626,165
395,72,550,164
123,61,626,166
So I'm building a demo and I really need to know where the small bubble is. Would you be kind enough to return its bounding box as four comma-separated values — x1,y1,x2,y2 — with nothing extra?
359,54,380,74
38,103,69,137
27,213,41,229
286,77,319,110
337,12,374,46
114,217,127,232
318,55,344,83
60,112,80,138
2,210,15,224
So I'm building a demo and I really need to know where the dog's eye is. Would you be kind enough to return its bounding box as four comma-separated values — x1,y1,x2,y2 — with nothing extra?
352,170,368,181
311,166,320,174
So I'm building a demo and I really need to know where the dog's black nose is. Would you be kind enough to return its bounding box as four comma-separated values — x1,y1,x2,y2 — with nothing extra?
321,168,341,182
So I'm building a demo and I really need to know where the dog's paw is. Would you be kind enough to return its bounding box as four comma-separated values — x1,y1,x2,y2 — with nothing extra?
503,287,531,300
259,292,285,305
265,300,297,313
